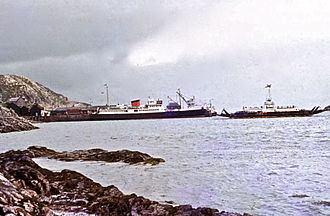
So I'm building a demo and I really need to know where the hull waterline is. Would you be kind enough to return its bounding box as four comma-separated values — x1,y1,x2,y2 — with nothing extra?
43,108,213,122
220,109,325,119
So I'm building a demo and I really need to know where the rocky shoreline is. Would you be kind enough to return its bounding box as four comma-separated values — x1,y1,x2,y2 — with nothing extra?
0,106,38,133
0,147,251,216
25,146,166,165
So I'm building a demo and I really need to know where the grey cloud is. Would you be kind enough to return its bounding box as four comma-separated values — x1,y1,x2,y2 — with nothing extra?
0,0,175,64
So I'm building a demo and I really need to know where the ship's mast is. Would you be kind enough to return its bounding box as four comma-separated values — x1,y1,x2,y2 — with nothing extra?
104,83,109,106
177,88,182,108
265,84,272,99
176,88,190,109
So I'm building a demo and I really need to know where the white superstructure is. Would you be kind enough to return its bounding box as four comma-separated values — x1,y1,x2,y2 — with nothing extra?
243,97,301,113
96,90,213,115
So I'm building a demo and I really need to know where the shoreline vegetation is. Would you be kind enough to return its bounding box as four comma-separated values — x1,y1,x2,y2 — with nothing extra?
0,146,251,216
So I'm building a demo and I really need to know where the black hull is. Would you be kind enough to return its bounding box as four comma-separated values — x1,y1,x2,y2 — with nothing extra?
91,109,211,121
43,109,212,122
220,109,325,119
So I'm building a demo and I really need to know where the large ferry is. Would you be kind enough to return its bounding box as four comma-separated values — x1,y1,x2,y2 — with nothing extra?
46,89,216,122
220,84,325,119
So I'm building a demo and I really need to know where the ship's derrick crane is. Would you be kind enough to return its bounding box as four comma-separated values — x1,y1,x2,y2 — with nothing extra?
176,88,196,108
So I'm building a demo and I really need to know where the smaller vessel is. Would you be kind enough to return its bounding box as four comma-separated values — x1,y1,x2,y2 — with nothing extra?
220,84,325,119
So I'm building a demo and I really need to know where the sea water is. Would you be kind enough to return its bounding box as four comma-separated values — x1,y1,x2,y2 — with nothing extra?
1,113,330,216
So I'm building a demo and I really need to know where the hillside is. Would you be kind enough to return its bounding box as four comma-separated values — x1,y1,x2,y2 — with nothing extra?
0,74,86,108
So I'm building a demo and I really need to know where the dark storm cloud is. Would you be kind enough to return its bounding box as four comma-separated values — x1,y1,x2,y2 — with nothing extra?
0,0,174,64
0,0,182,105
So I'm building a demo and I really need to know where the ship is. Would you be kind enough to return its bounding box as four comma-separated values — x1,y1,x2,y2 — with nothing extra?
45,89,216,122
220,84,325,119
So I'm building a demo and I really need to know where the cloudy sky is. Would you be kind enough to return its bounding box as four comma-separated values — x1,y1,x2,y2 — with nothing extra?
1,0,330,110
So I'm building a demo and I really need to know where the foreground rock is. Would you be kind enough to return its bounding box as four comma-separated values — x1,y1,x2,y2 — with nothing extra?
26,146,165,165
0,106,38,133
0,149,251,216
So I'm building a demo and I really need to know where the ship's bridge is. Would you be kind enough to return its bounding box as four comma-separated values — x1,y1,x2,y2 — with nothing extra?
261,98,276,112
264,98,275,108
146,98,163,108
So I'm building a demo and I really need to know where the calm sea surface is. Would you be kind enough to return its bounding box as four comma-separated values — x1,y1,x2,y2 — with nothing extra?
1,113,330,216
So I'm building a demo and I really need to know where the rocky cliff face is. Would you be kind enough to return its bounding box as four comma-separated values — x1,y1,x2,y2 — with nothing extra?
0,74,86,109
0,106,38,133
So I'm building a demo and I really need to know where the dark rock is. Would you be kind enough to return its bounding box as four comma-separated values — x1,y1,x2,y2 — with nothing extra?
313,201,330,206
0,172,45,215
0,106,38,133
143,157,166,165
26,146,57,158
27,146,165,165
0,148,251,216
290,194,309,198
